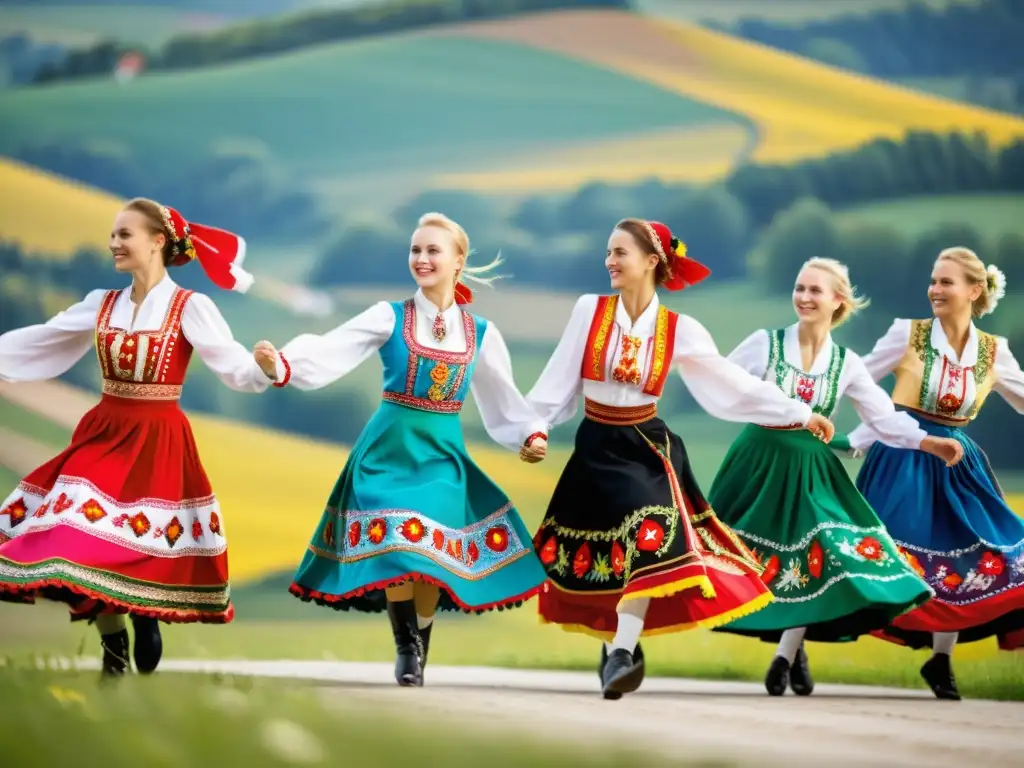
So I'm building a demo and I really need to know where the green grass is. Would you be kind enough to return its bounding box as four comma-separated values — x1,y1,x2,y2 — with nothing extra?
2,600,1022,701
837,193,1024,239
0,35,745,190
0,668,679,768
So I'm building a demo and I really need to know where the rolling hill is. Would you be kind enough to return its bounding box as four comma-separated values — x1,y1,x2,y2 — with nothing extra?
432,10,1024,189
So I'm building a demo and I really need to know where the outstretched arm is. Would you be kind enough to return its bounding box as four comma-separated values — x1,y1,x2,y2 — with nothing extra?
525,295,594,429
673,316,814,428
843,353,928,450
181,293,281,393
258,301,395,391
993,337,1024,413
860,318,911,382
0,290,105,382
470,323,549,454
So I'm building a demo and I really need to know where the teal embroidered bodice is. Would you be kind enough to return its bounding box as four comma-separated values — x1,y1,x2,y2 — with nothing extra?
379,299,487,414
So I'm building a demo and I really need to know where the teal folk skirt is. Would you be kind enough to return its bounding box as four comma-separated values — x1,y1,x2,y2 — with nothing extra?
289,402,546,613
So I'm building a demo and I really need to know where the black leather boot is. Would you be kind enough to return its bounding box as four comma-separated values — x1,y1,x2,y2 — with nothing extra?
789,644,814,696
921,653,961,700
601,648,644,700
598,642,645,686
419,621,433,670
131,615,163,674
764,655,790,696
386,599,423,687
100,629,130,678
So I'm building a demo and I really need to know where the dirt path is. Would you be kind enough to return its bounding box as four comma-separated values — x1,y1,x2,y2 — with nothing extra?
63,658,1022,767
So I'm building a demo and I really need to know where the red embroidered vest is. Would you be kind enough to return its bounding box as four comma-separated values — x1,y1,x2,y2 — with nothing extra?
94,287,194,399
580,294,678,397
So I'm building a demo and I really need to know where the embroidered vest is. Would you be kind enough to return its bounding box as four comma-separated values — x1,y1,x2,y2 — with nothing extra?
580,294,679,398
94,288,194,400
378,299,483,414
765,329,845,419
890,318,998,424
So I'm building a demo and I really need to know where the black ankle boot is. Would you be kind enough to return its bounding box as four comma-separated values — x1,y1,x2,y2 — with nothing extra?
789,644,814,696
386,599,423,687
599,642,645,684
921,653,961,700
764,655,790,696
100,629,130,678
601,648,644,700
130,615,163,674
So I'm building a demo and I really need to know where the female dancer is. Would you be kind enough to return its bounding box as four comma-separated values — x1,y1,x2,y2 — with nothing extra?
527,218,836,700
253,213,549,688
0,198,267,677
708,258,963,697
851,247,1024,700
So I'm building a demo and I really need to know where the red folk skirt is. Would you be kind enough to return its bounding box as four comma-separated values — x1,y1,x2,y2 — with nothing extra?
0,389,232,623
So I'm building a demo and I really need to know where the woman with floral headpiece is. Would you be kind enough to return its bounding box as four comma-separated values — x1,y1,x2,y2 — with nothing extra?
708,257,963,698
527,219,836,700
0,198,268,678
252,213,548,689
848,247,1024,701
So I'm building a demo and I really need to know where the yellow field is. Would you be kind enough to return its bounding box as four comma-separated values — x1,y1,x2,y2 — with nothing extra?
0,158,122,255
435,10,1024,190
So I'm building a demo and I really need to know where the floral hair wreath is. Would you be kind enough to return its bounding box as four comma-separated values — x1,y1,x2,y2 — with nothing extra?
982,264,1006,316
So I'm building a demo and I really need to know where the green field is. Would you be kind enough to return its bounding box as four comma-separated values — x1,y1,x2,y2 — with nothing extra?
0,667,674,768
0,35,746,198
838,193,1024,239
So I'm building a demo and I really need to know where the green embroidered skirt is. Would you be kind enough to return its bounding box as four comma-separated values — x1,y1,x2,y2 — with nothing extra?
708,425,933,642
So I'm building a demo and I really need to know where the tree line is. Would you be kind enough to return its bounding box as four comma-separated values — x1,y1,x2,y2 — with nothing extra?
26,0,627,85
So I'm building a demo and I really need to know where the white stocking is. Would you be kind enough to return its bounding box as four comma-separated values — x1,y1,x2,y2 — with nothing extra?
932,631,958,656
610,597,650,653
775,627,807,663
95,614,126,635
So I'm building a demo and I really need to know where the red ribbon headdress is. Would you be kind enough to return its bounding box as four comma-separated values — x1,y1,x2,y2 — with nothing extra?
641,220,711,291
160,206,253,293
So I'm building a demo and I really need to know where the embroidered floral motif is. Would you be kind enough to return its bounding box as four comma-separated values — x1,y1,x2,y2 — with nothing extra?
775,558,811,592
129,512,151,537
399,517,426,543
367,518,387,545
586,553,613,583
79,498,107,523
324,521,335,548
897,546,926,577
767,329,845,417
432,528,444,550
572,542,592,578
636,518,665,552
855,536,883,561
978,551,1004,576
445,537,463,561
33,501,50,518
192,519,203,541
165,517,183,548
612,336,643,385
761,554,781,584
611,541,626,577
0,498,27,528
346,520,360,548
53,493,74,515
427,362,451,402
485,525,509,552
807,539,824,578
795,376,815,403
539,536,557,565
465,540,480,566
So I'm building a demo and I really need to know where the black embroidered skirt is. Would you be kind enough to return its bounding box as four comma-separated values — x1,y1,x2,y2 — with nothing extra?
534,400,773,639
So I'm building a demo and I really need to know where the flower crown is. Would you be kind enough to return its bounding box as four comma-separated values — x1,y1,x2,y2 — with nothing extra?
982,264,1006,316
